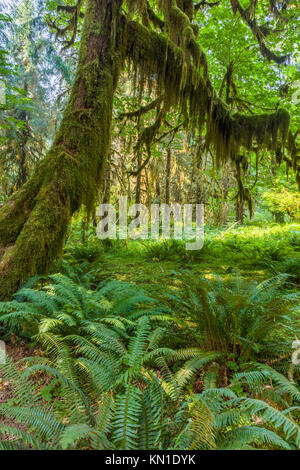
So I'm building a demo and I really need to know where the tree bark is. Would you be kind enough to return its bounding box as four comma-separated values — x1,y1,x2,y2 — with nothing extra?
0,0,122,299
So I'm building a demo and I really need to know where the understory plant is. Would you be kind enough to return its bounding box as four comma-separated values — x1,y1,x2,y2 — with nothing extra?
1,315,300,450
165,273,299,388
0,269,299,450
0,274,171,340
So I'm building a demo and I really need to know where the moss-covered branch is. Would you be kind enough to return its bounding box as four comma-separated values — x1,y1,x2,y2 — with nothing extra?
118,95,163,120
125,19,292,158
124,15,298,210
230,0,289,64
49,0,85,48
195,0,222,11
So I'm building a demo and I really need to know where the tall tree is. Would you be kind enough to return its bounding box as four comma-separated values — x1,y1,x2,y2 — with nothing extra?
0,0,298,299
0,0,74,197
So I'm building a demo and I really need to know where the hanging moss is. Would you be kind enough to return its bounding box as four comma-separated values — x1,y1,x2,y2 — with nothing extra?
191,23,199,38
174,0,194,19
126,0,146,16
168,3,190,45
125,14,297,211
183,25,194,43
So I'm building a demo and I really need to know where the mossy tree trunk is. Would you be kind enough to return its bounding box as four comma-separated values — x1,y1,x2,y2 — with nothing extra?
103,152,112,205
0,0,122,299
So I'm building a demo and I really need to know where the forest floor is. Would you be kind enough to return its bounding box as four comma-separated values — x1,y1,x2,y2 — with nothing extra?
0,342,35,430
60,221,300,299
96,244,270,295
0,222,299,448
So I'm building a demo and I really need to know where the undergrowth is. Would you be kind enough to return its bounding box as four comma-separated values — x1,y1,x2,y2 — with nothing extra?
0,222,299,450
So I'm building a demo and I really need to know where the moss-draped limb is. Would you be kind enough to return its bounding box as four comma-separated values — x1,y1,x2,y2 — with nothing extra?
0,165,45,247
195,0,222,10
118,96,164,120
0,0,123,299
124,17,297,211
125,19,291,156
230,0,289,65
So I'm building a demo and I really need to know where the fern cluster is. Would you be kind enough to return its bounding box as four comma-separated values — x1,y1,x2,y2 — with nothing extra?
0,269,299,450
1,347,300,450
164,273,299,386
0,274,170,340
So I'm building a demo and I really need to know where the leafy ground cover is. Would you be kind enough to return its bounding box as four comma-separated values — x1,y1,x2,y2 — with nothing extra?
0,222,299,450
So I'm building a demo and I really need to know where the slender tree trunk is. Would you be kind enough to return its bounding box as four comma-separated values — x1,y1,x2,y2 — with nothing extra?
195,180,202,204
16,108,29,190
165,148,171,205
270,155,284,223
0,0,122,299
135,152,141,205
16,81,29,190
219,165,229,225
174,166,182,204
155,178,161,202
235,199,245,224
100,151,112,232
17,146,28,189
195,161,204,205
103,152,112,205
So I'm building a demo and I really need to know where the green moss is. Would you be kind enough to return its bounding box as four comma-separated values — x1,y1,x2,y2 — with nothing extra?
191,23,199,38
168,3,190,44
0,0,123,299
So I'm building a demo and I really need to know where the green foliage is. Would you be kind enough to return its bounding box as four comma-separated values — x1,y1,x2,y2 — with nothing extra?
0,0,299,450
262,189,300,220
0,273,170,340
0,13,30,153
0,0,75,196
165,272,299,387
203,223,300,262
0,316,169,450
131,223,300,266
143,238,187,261
0,256,299,450
277,256,300,286
1,346,300,450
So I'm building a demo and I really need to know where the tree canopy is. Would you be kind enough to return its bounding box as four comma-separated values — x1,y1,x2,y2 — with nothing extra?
0,0,298,298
